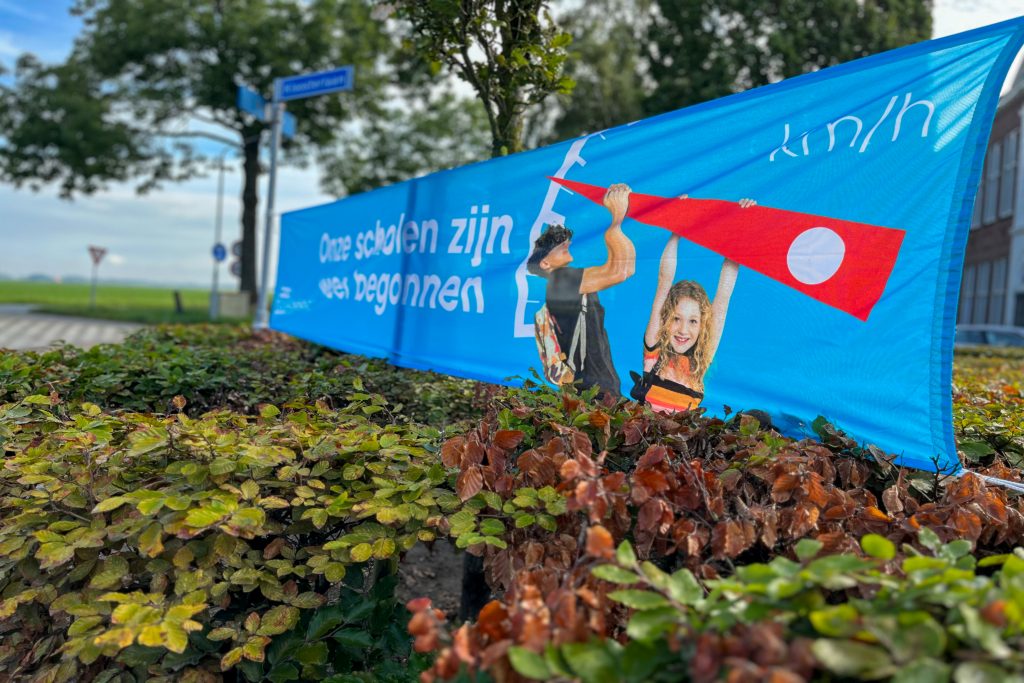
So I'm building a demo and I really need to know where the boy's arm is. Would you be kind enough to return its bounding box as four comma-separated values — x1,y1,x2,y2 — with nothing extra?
580,183,637,294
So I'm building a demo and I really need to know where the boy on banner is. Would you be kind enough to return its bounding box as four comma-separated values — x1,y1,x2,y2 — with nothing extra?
528,184,636,398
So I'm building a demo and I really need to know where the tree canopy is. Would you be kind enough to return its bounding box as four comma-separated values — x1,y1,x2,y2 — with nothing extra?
388,0,575,157
0,0,393,299
549,0,933,140
0,0,937,295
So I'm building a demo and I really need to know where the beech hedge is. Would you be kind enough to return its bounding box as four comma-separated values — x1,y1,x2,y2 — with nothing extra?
0,328,1022,682
410,531,1024,683
0,391,452,681
412,384,1024,682
0,325,484,425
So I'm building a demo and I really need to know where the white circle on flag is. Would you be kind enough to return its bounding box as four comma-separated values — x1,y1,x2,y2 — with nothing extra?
786,227,845,285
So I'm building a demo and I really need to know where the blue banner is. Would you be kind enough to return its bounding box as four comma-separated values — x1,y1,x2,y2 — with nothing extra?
272,19,1024,474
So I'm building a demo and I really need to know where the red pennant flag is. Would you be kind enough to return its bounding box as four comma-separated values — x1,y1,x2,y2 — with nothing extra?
551,177,905,321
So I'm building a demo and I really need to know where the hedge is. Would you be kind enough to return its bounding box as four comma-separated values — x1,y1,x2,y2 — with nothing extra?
0,327,1022,682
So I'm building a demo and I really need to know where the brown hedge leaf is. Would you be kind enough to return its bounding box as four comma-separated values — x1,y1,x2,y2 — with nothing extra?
493,430,525,451
585,525,614,559
882,485,904,515
476,601,509,641
560,459,582,481
457,466,484,501
771,473,800,503
463,439,486,468
441,437,466,468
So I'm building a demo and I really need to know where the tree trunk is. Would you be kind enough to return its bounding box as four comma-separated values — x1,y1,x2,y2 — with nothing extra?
491,105,524,158
240,135,261,303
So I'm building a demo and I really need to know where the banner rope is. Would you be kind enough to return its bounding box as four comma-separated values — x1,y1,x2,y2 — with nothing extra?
972,472,1024,494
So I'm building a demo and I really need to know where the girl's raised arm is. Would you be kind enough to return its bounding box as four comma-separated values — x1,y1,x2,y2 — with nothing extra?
645,233,679,349
706,197,754,362
707,258,739,362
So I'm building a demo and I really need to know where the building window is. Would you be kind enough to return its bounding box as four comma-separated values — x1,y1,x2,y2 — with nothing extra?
1000,130,1017,219
974,261,991,324
990,258,1007,324
984,142,1001,224
961,264,976,323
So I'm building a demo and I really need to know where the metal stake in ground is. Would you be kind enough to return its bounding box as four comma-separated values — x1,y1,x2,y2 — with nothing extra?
87,245,107,310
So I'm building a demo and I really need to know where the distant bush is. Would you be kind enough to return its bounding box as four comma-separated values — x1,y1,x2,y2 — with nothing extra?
0,325,487,426
954,350,1024,469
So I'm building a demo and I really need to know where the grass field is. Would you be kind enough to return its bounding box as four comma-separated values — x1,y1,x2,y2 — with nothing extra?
0,281,249,324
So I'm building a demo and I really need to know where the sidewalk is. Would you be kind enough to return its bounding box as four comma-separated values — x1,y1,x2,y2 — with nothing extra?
0,305,143,351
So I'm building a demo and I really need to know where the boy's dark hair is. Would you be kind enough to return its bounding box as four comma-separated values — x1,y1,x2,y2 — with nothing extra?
527,223,574,276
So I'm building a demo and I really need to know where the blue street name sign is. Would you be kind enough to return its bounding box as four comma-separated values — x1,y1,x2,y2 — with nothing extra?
212,243,227,262
282,111,297,139
276,66,354,102
236,85,267,122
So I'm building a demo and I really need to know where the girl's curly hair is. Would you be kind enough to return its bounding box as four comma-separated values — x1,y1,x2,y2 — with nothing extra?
657,280,713,385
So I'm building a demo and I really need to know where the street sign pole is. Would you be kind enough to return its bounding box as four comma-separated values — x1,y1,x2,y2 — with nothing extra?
87,246,107,310
210,154,227,321
250,66,353,330
254,88,284,329
90,262,98,310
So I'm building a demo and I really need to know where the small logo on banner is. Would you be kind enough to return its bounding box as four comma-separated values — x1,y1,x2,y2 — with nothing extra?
550,178,904,321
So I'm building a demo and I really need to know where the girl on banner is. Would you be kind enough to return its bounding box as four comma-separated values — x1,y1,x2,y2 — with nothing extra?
631,197,755,412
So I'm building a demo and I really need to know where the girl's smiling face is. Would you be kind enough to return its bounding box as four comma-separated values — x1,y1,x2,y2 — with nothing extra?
669,297,702,354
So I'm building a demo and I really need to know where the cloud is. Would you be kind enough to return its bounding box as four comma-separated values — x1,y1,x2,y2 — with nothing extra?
0,32,21,58
0,158,332,287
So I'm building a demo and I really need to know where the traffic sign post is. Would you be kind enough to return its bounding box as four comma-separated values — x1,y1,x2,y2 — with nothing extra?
281,111,297,139
209,155,228,321
252,66,354,330
237,85,268,122
87,245,107,310
228,240,242,284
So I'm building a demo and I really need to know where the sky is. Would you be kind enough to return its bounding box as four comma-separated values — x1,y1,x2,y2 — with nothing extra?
1,0,1024,288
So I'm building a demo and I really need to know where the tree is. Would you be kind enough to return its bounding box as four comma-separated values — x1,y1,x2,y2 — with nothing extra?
644,0,933,114
541,0,648,144
546,0,932,140
0,0,392,301
319,86,491,197
387,0,575,158
0,55,154,197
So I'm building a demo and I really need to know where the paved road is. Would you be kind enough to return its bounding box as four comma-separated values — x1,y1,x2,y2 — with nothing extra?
0,305,143,351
